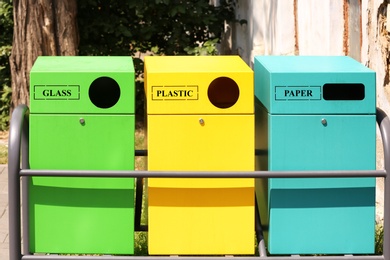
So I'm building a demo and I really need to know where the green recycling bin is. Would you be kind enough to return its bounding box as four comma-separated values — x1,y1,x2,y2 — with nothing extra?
29,56,135,254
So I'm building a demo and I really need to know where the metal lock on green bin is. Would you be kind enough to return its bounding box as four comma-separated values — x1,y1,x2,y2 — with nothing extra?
254,56,376,255
29,56,135,255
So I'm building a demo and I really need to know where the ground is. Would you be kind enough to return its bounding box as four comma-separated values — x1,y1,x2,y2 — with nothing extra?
0,131,8,165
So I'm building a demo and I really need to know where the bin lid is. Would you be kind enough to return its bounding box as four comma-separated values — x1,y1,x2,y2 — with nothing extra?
30,56,135,114
254,56,376,114
144,56,253,115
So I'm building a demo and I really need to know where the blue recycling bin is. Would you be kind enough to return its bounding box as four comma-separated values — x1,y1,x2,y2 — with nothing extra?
254,56,376,254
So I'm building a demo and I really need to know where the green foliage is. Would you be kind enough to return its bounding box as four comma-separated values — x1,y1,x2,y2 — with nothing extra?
77,0,235,121
185,38,219,56
375,223,384,255
134,232,148,256
0,0,234,129
0,0,12,45
0,0,13,130
78,0,234,57
0,84,11,130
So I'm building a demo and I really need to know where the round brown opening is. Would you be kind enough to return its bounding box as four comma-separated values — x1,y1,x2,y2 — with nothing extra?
208,77,239,109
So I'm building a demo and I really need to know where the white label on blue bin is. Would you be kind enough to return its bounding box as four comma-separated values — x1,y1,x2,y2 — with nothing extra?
275,86,321,101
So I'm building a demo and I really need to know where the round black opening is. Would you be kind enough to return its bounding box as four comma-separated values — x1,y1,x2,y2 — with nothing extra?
89,76,120,109
208,77,240,109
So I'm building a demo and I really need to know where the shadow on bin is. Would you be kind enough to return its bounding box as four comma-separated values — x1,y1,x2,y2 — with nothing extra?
29,56,136,255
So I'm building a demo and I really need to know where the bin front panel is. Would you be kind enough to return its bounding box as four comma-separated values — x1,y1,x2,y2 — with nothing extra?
254,56,375,114
148,186,254,255
148,114,254,187
30,114,135,169
147,114,254,254
29,177,135,254
29,114,135,254
145,56,253,115
267,114,376,254
30,56,135,114
269,114,376,171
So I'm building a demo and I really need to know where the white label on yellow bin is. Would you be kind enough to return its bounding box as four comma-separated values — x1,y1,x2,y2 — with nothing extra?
152,85,198,101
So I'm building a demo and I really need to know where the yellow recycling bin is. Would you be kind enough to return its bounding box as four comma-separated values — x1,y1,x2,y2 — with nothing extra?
145,56,254,255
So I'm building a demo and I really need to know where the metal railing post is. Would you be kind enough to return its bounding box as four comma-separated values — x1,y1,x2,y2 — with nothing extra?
377,108,390,260
5,106,389,260
21,109,30,256
8,104,29,260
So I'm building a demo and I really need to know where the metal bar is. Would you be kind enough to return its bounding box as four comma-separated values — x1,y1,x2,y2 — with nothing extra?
138,225,148,232
21,176,29,255
20,255,386,260
135,177,145,231
377,108,390,260
135,150,148,157
255,196,267,257
19,169,386,178
8,104,29,260
255,149,268,156
21,111,30,256
8,106,390,260
134,149,266,157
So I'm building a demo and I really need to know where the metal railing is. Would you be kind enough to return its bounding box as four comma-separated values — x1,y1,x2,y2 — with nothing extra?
8,104,390,260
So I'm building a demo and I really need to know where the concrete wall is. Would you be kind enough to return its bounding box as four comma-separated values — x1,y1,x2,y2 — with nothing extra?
228,0,390,134
227,0,390,222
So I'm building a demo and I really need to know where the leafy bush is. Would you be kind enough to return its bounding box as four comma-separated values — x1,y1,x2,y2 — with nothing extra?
185,38,219,56
0,0,12,130
0,1,234,129
77,0,235,122
78,0,234,57
376,223,384,255
0,84,11,130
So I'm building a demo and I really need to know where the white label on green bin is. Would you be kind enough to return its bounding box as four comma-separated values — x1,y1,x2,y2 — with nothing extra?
275,86,321,101
34,85,80,100
152,85,198,101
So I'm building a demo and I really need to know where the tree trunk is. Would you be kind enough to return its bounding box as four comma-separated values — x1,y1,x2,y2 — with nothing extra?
9,0,78,111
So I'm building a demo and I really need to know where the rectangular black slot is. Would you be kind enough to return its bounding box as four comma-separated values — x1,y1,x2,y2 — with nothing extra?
323,83,365,100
